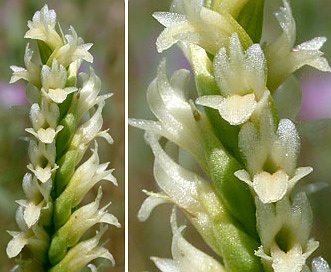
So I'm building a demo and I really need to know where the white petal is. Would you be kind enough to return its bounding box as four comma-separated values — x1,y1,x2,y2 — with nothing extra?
312,257,331,272
138,193,171,222
218,94,256,125
195,95,224,110
234,169,253,187
272,118,300,175
6,231,29,258
296,37,327,51
37,127,56,143
253,170,288,203
173,226,226,271
151,257,180,272
9,66,28,83
47,88,68,103
153,12,187,27
27,163,57,183
197,94,256,125
23,201,44,228
288,167,313,190
50,226,115,271
270,242,312,272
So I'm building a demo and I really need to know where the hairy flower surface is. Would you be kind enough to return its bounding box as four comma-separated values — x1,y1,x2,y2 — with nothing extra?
196,33,268,125
131,0,331,271
7,5,119,271
151,208,227,272
264,0,331,91
153,0,252,54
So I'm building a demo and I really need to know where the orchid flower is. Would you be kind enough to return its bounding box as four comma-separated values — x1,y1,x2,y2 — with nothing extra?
131,0,331,271
7,5,119,271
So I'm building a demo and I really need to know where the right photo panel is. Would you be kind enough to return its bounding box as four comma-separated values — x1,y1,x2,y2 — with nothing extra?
129,1,331,271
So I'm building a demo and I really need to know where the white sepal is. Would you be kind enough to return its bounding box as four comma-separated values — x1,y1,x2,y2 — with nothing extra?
50,225,115,271
50,26,93,67
10,44,41,87
138,191,171,222
151,208,226,272
129,60,206,166
24,4,62,50
265,0,331,90
153,1,251,54
312,257,331,272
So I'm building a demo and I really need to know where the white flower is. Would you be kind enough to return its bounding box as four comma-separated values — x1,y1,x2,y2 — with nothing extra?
10,44,41,87
29,99,60,130
26,126,63,144
54,142,116,228
76,67,112,121
141,132,208,218
138,131,263,268
153,0,251,54
27,162,58,184
50,26,93,67
28,140,56,168
254,192,319,271
25,100,63,143
235,109,312,203
264,0,331,91
15,173,52,228
255,192,317,268
129,60,208,167
196,33,268,125
49,226,115,272
151,208,226,272
49,186,120,265
41,59,77,103
235,167,312,204
256,240,318,272
70,101,113,162
25,4,63,50
7,208,50,261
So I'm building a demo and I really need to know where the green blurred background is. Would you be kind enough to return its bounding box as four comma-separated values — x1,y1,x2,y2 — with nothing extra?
0,0,124,271
129,0,331,271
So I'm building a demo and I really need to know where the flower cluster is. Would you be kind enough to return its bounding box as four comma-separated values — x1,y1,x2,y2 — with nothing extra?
7,5,119,271
131,0,331,271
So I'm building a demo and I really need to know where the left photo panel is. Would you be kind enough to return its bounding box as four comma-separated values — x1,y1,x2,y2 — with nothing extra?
0,1,125,271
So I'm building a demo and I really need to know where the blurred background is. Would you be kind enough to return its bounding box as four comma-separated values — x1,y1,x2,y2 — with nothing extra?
129,0,331,271
0,0,124,271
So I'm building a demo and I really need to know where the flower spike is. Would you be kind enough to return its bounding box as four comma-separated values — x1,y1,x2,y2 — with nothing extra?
7,5,119,271
130,0,331,270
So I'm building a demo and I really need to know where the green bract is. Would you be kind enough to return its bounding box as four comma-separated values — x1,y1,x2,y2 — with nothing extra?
7,5,119,271
130,0,331,271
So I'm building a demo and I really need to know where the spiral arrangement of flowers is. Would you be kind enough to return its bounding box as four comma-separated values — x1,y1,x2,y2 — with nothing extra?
130,0,331,271
6,5,120,271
